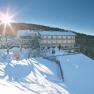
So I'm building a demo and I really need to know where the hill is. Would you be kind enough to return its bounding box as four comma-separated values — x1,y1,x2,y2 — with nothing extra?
11,23,65,31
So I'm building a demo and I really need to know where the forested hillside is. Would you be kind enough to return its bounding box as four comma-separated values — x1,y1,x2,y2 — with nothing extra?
76,33,94,59
11,23,64,31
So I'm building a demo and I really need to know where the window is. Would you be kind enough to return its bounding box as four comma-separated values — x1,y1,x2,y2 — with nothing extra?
57,40,61,43
68,36,71,39
58,36,61,38
48,40,51,43
68,40,71,43
51,36,53,39
72,40,75,43
44,36,47,38
63,40,66,43
43,40,47,43
66,36,68,39
63,36,66,39
62,40,64,43
70,36,72,39
53,36,56,38
71,36,75,39
53,40,56,43
48,36,51,38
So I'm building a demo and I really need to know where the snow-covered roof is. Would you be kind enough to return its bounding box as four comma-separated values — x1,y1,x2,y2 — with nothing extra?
17,30,76,37
17,30,34,37
38,31,76,36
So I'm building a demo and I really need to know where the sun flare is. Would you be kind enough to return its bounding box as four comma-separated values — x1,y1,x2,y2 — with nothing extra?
0,12,14,25
0,11,15,35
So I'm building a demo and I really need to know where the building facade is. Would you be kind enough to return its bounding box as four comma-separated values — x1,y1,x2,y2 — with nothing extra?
17,30,76,48
17,30,33,47
39,31,76,48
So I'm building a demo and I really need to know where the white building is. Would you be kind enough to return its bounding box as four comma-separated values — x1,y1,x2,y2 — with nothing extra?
16,30,76,48
39,31,76,48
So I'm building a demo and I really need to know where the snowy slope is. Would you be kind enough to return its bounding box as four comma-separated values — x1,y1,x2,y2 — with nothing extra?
58,53,94,94
0,49,70,94
1,47,94,94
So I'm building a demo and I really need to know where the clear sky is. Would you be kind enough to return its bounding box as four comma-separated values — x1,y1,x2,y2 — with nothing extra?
0,0,94,35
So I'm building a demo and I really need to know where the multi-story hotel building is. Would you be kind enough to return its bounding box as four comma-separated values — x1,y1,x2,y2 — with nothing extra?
39,31,76,48
17,30,76,48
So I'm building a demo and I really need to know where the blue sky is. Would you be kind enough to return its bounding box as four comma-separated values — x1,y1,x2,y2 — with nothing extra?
0,0,94,35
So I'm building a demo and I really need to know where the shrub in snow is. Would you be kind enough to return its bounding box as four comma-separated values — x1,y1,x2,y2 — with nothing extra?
12,52,21,60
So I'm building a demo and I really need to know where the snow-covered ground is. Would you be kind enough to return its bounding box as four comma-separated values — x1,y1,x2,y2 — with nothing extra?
57,53,94,94
0,47,94,94
0,48,70,94
42,47,67,57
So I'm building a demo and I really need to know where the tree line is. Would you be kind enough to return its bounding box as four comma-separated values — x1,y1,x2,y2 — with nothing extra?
76,33,94,59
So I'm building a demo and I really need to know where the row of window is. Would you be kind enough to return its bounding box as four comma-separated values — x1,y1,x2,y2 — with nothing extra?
43,40,75,43
41,44,75,48
43,35,75,39
19,39,31,43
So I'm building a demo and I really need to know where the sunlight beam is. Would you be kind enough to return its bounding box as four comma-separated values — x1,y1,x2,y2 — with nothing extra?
0,11,15,35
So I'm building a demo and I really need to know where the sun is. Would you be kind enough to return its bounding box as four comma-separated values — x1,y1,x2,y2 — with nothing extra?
0,14,12,24
0,12,14,25
0,11,15,35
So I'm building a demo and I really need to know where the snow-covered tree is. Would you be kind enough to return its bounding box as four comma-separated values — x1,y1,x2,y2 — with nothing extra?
31,33,41,49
